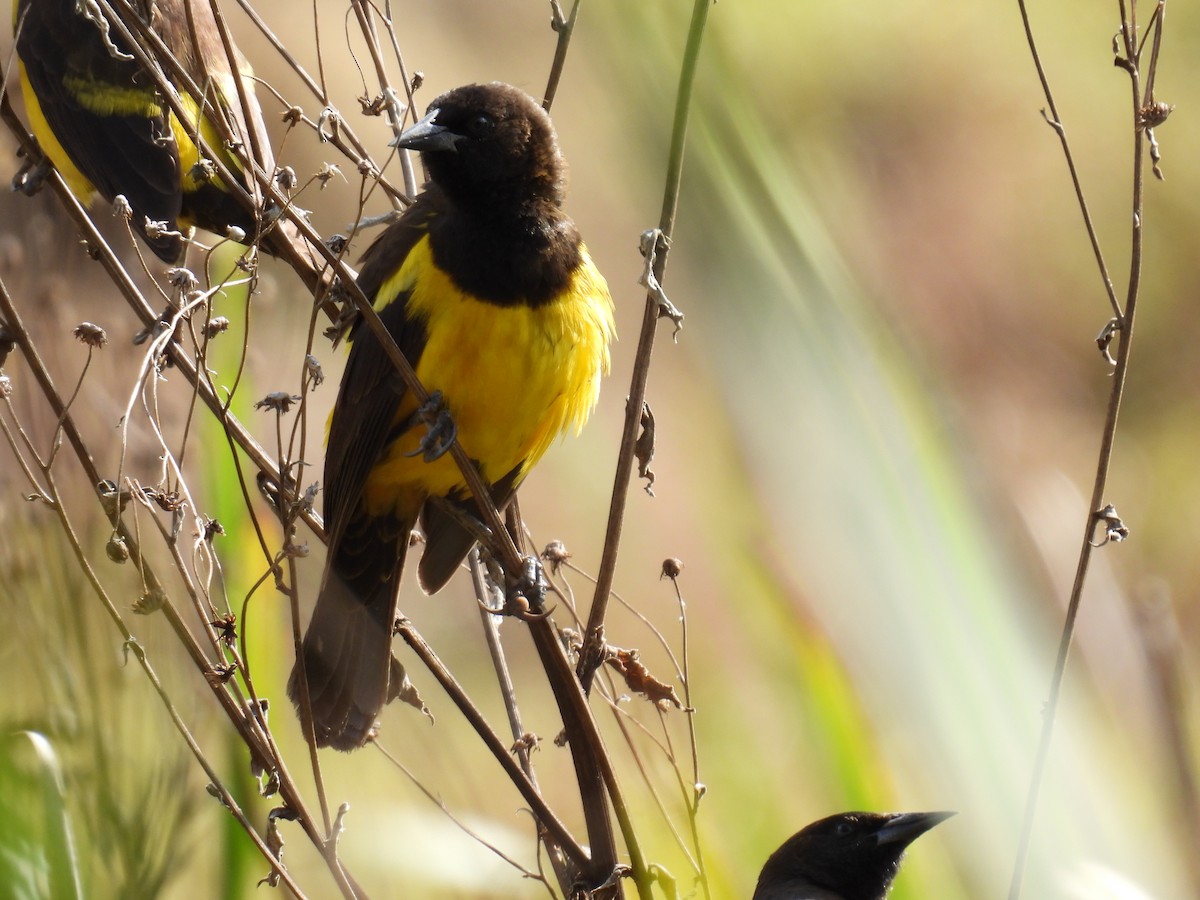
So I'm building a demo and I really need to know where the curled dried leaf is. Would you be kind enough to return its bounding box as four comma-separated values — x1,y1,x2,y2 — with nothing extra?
605,648,683,709
635,402,656,495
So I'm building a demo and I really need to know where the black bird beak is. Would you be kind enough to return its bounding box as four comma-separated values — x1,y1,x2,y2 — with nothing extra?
875,811,956,846
391,108,463,153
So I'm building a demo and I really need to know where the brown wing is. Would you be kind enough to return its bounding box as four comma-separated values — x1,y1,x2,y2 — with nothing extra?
321,190,444,570
287,192,442,749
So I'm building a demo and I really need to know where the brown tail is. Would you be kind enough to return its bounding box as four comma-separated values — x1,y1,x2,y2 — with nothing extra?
288,526,408,751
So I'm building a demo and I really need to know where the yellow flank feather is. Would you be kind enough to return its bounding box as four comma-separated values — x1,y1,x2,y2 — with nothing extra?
173,74,248,196
359,235,615,520
18,62,96,200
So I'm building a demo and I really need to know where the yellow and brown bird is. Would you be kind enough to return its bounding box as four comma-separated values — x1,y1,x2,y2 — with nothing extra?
754,810,955,900
288,82,615,751
13,0,274,261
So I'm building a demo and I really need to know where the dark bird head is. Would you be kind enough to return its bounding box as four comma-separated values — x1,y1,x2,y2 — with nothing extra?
753,810,955,900
392,82,567,213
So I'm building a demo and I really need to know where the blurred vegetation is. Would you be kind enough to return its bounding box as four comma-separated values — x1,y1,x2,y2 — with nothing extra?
2,0,1198,897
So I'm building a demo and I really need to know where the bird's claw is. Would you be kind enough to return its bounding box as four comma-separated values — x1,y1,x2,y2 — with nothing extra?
504,556,551,620
11,155,51,197
405,390,457,462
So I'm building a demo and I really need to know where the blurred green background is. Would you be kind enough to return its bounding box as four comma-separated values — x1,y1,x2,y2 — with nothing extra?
2,0,1198,897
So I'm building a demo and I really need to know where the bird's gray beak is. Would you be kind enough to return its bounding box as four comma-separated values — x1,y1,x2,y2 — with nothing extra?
391,108,462,153
875,811,955,846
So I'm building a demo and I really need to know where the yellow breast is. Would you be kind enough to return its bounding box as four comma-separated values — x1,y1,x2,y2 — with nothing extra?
361,235,614,518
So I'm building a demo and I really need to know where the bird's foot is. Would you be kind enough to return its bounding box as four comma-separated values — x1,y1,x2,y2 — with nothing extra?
405,390,457,462
11,153,52,197
505,555,553,621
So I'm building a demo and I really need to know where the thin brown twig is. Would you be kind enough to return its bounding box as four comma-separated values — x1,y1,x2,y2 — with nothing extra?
470,549,540,784
1014,0,1122,321
1008,4,1164,896
594,678,703,880
229,0,408,204
499,508,625,896
544,0,581,110
373,741,553,889
0,279,335,897
46,470,313,899
666,570,710,899
582,0,712,693
392,619,591,871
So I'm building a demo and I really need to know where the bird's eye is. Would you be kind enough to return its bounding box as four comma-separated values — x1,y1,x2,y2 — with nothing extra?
468,113,494,136
834,823,854,837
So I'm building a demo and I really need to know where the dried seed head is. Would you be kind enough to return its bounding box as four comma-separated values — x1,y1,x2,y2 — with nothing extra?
541,540,571,573
317,163,344,189
305,354,325,387
190,158,217,182
1137,101,1174,131
73,322,107,348
255,391,301,414
105,535,129,563
205,316,231,339
133,586,167,614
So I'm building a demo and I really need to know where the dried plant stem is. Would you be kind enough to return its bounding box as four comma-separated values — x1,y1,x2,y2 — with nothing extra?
373,742,552,889
544,0,582,109
667,572,710,899
0,280,342,898
470,551,538,782
393,620,591,870
1008,4,1163,896
584,0,712,690
1013,0,1120,320
48,479,313,898
229,0,410,203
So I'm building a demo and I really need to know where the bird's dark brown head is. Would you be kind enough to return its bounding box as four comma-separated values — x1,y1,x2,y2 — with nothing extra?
393,82,566,214
753,810,954,900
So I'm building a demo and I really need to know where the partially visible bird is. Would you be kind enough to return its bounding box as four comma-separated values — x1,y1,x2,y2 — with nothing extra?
287,82,615,751
753,810,955,900
13,0,274,262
